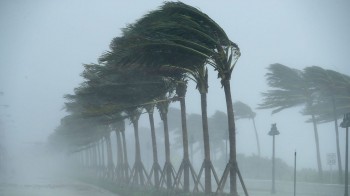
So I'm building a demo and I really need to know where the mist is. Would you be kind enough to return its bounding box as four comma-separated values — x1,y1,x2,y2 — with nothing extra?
1,0,350,195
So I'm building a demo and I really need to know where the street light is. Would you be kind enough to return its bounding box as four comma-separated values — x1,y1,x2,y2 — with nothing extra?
341,113,350,196
269,123,280,194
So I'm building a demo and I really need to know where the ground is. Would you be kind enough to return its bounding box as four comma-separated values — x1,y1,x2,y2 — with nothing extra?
0,172,118,196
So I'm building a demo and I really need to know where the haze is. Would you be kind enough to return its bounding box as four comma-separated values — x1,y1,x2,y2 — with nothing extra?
1,0,350,190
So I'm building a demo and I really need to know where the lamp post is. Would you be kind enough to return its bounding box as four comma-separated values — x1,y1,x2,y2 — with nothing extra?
269,123,280,194
341,113,350,196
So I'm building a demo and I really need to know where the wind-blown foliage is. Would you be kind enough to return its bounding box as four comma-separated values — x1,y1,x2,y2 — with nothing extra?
303,66,350,182
51,2,244,195
258,63,308,113
258,63,324,180
259,63,350,182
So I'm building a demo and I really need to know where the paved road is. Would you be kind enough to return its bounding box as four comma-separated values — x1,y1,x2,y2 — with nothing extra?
0,181,117,196
235,179,345,196
0,172,118,196
0,152,118,196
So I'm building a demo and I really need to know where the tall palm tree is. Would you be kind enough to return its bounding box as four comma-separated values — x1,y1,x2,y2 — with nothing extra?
173,80,200,191
156,93,177,189
103,28,216,192
120,124,130,182
206,40,243,196
99,2,244,194
54,112,115,177
258,63,324,180
185,65,217,193
65,64,148,183
304,66,350,182
87,64,173,185
125,108,148,185
144,103,161,188
233,101,261,157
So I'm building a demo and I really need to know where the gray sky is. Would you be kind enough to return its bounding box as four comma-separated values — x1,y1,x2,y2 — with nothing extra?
1,0,350,169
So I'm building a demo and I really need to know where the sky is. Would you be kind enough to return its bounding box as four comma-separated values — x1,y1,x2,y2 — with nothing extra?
0,0,350,169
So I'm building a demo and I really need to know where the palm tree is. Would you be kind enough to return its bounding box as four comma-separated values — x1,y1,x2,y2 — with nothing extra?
54,112,115,177
99,2,244,194
165,65,218,193
125,107,148,185
63,65,123,179
258,63,324,180
173,80,201,191
144,103,162,188
190,65,216,193
304,66,350,182
107,74,158,186
65,64,147,183
90,64,175,186
206,39,243,196
156,93,177,189
233,101,261,157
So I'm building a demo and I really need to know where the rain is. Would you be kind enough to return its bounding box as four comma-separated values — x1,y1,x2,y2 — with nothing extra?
1,1,350,195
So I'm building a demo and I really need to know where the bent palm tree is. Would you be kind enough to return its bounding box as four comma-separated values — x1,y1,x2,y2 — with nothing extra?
144,103,162,188
304,66,350,182
99,2,244,194
233,101,261,157
173,80,201,191
259,63,323,180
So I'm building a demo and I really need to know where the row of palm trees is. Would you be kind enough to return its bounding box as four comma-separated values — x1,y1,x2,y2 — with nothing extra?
258,63,350,182
50,2,246,195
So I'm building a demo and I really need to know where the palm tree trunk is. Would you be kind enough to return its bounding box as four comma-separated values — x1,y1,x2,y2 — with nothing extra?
93,143,98,170
332,96,343,182
115,130,124,181
131,117,144,185
252,117,261,157
83,148,87,167
80,151,84,166
146,107,160,187
87,147,91,168
90,145,94,168
176,81,190,191
97,140,102,173
200,92,211,193
121,130,129,180
105,134,114,178
101,139,105,171
160,109,172,189
222,79,238,196
180,95,190,191
133,121,141,163
87,146,90,168
87,146,91,168
311,114,323,181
